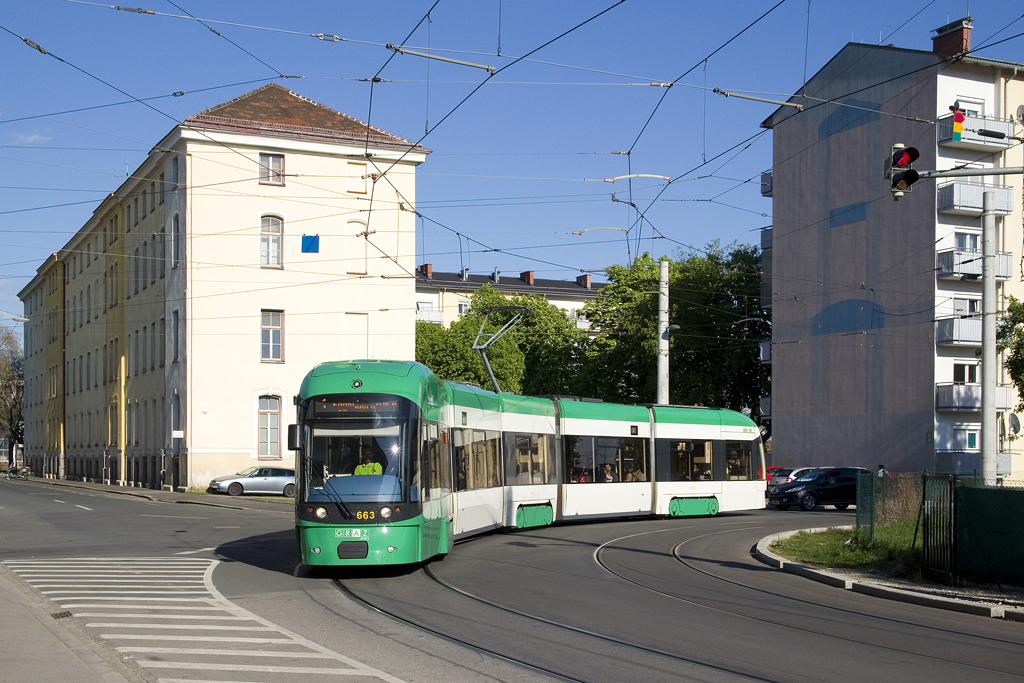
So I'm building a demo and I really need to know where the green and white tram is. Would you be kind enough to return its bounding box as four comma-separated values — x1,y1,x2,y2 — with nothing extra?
289,360,765,566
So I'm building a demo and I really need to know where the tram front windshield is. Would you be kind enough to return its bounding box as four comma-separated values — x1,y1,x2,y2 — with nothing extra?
301,394,418,505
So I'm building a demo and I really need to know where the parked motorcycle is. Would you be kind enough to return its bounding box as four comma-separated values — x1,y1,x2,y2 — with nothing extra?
5,466,29,481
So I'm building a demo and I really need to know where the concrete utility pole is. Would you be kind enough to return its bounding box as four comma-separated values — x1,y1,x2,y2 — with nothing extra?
982,191,997,485
657,260,669,405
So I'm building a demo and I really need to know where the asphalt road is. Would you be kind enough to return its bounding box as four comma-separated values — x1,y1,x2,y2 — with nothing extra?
2,478,1022,683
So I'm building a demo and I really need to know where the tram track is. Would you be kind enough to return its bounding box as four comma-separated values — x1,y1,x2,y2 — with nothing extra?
335,566,788,683
593,526,1024,678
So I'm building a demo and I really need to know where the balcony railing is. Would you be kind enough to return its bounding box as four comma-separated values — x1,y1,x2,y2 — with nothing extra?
935,317,981,346
935,383,1013,411
935,249,1011,280
759,340,771,363
415,308,444,324
937,113,1016,151
937,181,1013,216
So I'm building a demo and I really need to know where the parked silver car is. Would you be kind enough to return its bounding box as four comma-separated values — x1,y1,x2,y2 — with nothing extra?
768,466,825,488
207,466,295,497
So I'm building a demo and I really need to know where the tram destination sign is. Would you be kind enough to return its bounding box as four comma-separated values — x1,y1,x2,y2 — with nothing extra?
314,395,403,418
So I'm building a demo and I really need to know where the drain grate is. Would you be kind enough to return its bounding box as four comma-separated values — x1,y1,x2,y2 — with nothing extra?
51,611,73,619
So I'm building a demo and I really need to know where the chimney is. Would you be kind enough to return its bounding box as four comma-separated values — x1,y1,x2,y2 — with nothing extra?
491,267,500,283
520,271,535,286
460,267,469,281
932,17,972,56
418,263,432,277
576,273,591,289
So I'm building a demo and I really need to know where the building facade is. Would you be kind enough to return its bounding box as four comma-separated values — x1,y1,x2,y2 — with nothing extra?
760,19,1024,475
414,264,604,329
19,84,428,490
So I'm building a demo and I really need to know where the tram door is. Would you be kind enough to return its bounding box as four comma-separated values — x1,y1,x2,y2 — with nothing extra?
452,428,504,537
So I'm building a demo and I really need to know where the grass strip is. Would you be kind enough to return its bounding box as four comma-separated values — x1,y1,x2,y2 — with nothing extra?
770,518,922,579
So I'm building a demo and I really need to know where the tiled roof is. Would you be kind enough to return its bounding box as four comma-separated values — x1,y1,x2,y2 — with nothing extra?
183,83,424,151
416,270,605,298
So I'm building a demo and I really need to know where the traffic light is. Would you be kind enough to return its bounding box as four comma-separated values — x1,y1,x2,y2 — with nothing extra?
950,100,965,142
889,144,919,200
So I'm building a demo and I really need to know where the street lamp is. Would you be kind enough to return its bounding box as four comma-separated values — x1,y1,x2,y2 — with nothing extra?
12,316,29,323
603,174,671,183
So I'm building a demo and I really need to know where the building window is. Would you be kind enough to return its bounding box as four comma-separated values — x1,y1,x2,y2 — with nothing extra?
260,216,283,267
347,220,368,274
141,191,147,218
150,322,156,371
955,232,980,252
149,181,155,211
953,363,978,383
258,396,281,459
172,214,180,267
159,318,166,367
259,154,284,185
172,310,179,362
261,310,283,362
141,325,147,373
134,330,140,376
159,173,165,204
172,157,179,187
141,242,148,289
134,247,140,294
159,229,166,278
347,162,367,194
133,197,139,226
459,301,470,314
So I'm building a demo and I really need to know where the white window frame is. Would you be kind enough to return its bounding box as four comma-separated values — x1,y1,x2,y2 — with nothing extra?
261,310,284,363
260,216,284,268
259,154,285,185
257,394,283,460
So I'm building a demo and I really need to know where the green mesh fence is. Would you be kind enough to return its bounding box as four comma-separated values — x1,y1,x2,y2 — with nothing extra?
955,484,1024,584
855,473,875,539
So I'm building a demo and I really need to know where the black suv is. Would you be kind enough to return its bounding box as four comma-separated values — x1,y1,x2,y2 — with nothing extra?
767,467,869,511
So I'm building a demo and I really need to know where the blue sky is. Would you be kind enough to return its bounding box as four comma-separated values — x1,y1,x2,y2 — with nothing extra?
1,0,1022,336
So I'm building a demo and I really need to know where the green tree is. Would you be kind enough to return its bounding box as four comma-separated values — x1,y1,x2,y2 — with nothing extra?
580,243,769,413
998,296,1024,411
0,326,24,465
415,284,590,396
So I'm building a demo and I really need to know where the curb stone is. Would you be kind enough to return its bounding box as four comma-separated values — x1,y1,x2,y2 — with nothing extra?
755,526,1011,620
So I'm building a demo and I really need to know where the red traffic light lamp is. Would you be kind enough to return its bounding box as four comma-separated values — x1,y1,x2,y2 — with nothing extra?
889,144,920,199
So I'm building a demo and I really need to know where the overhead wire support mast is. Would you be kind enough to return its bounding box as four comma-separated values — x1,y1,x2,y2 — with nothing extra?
386,43,496,74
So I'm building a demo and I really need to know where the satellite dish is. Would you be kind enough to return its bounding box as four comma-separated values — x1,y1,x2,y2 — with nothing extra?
1016,104,1024,125
1011,414,1020,435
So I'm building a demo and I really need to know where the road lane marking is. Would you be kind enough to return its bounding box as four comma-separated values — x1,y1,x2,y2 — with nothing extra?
174,547,218,555
5,557,411,683
214,526,241,529
75,505,92,510
118,647,333,658
138,514,209,519
102,635,293,643
137,661,365,674
53,500,66,504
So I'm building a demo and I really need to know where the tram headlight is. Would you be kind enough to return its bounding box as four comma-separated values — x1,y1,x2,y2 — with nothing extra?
314,507,328,519
380,506,392,519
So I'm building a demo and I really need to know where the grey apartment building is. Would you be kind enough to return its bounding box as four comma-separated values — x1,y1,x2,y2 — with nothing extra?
759,19,1024,475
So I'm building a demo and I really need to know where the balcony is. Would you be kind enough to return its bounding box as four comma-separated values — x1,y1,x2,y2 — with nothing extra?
759,394,771,419
936,249,1011,280
936,181,1013,216
761,172,772,198
935,317,981,346
759,340,771,364
415,308,443,324
760,227,772,251
935,383,1013,412
937,113,1016,152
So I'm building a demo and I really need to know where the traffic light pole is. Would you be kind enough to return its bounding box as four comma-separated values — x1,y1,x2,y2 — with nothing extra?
982,191,997,485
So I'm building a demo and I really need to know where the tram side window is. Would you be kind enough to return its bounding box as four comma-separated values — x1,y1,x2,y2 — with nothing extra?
503,432,555,486
421,421,452,500
725,441,753,480
565,435,647,483
453,428,501,491
655,439,714,481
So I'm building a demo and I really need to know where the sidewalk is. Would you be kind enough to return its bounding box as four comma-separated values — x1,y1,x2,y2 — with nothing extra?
16,474,295,512
0,476,294,681
755,527,1024,622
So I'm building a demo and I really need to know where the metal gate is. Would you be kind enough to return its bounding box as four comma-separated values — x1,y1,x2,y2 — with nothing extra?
921,474,956,583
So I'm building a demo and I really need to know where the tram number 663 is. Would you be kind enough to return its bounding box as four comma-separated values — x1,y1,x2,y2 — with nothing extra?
356,510,375,520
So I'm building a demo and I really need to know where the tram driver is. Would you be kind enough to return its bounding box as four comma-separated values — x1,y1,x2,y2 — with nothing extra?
354,448,383,475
